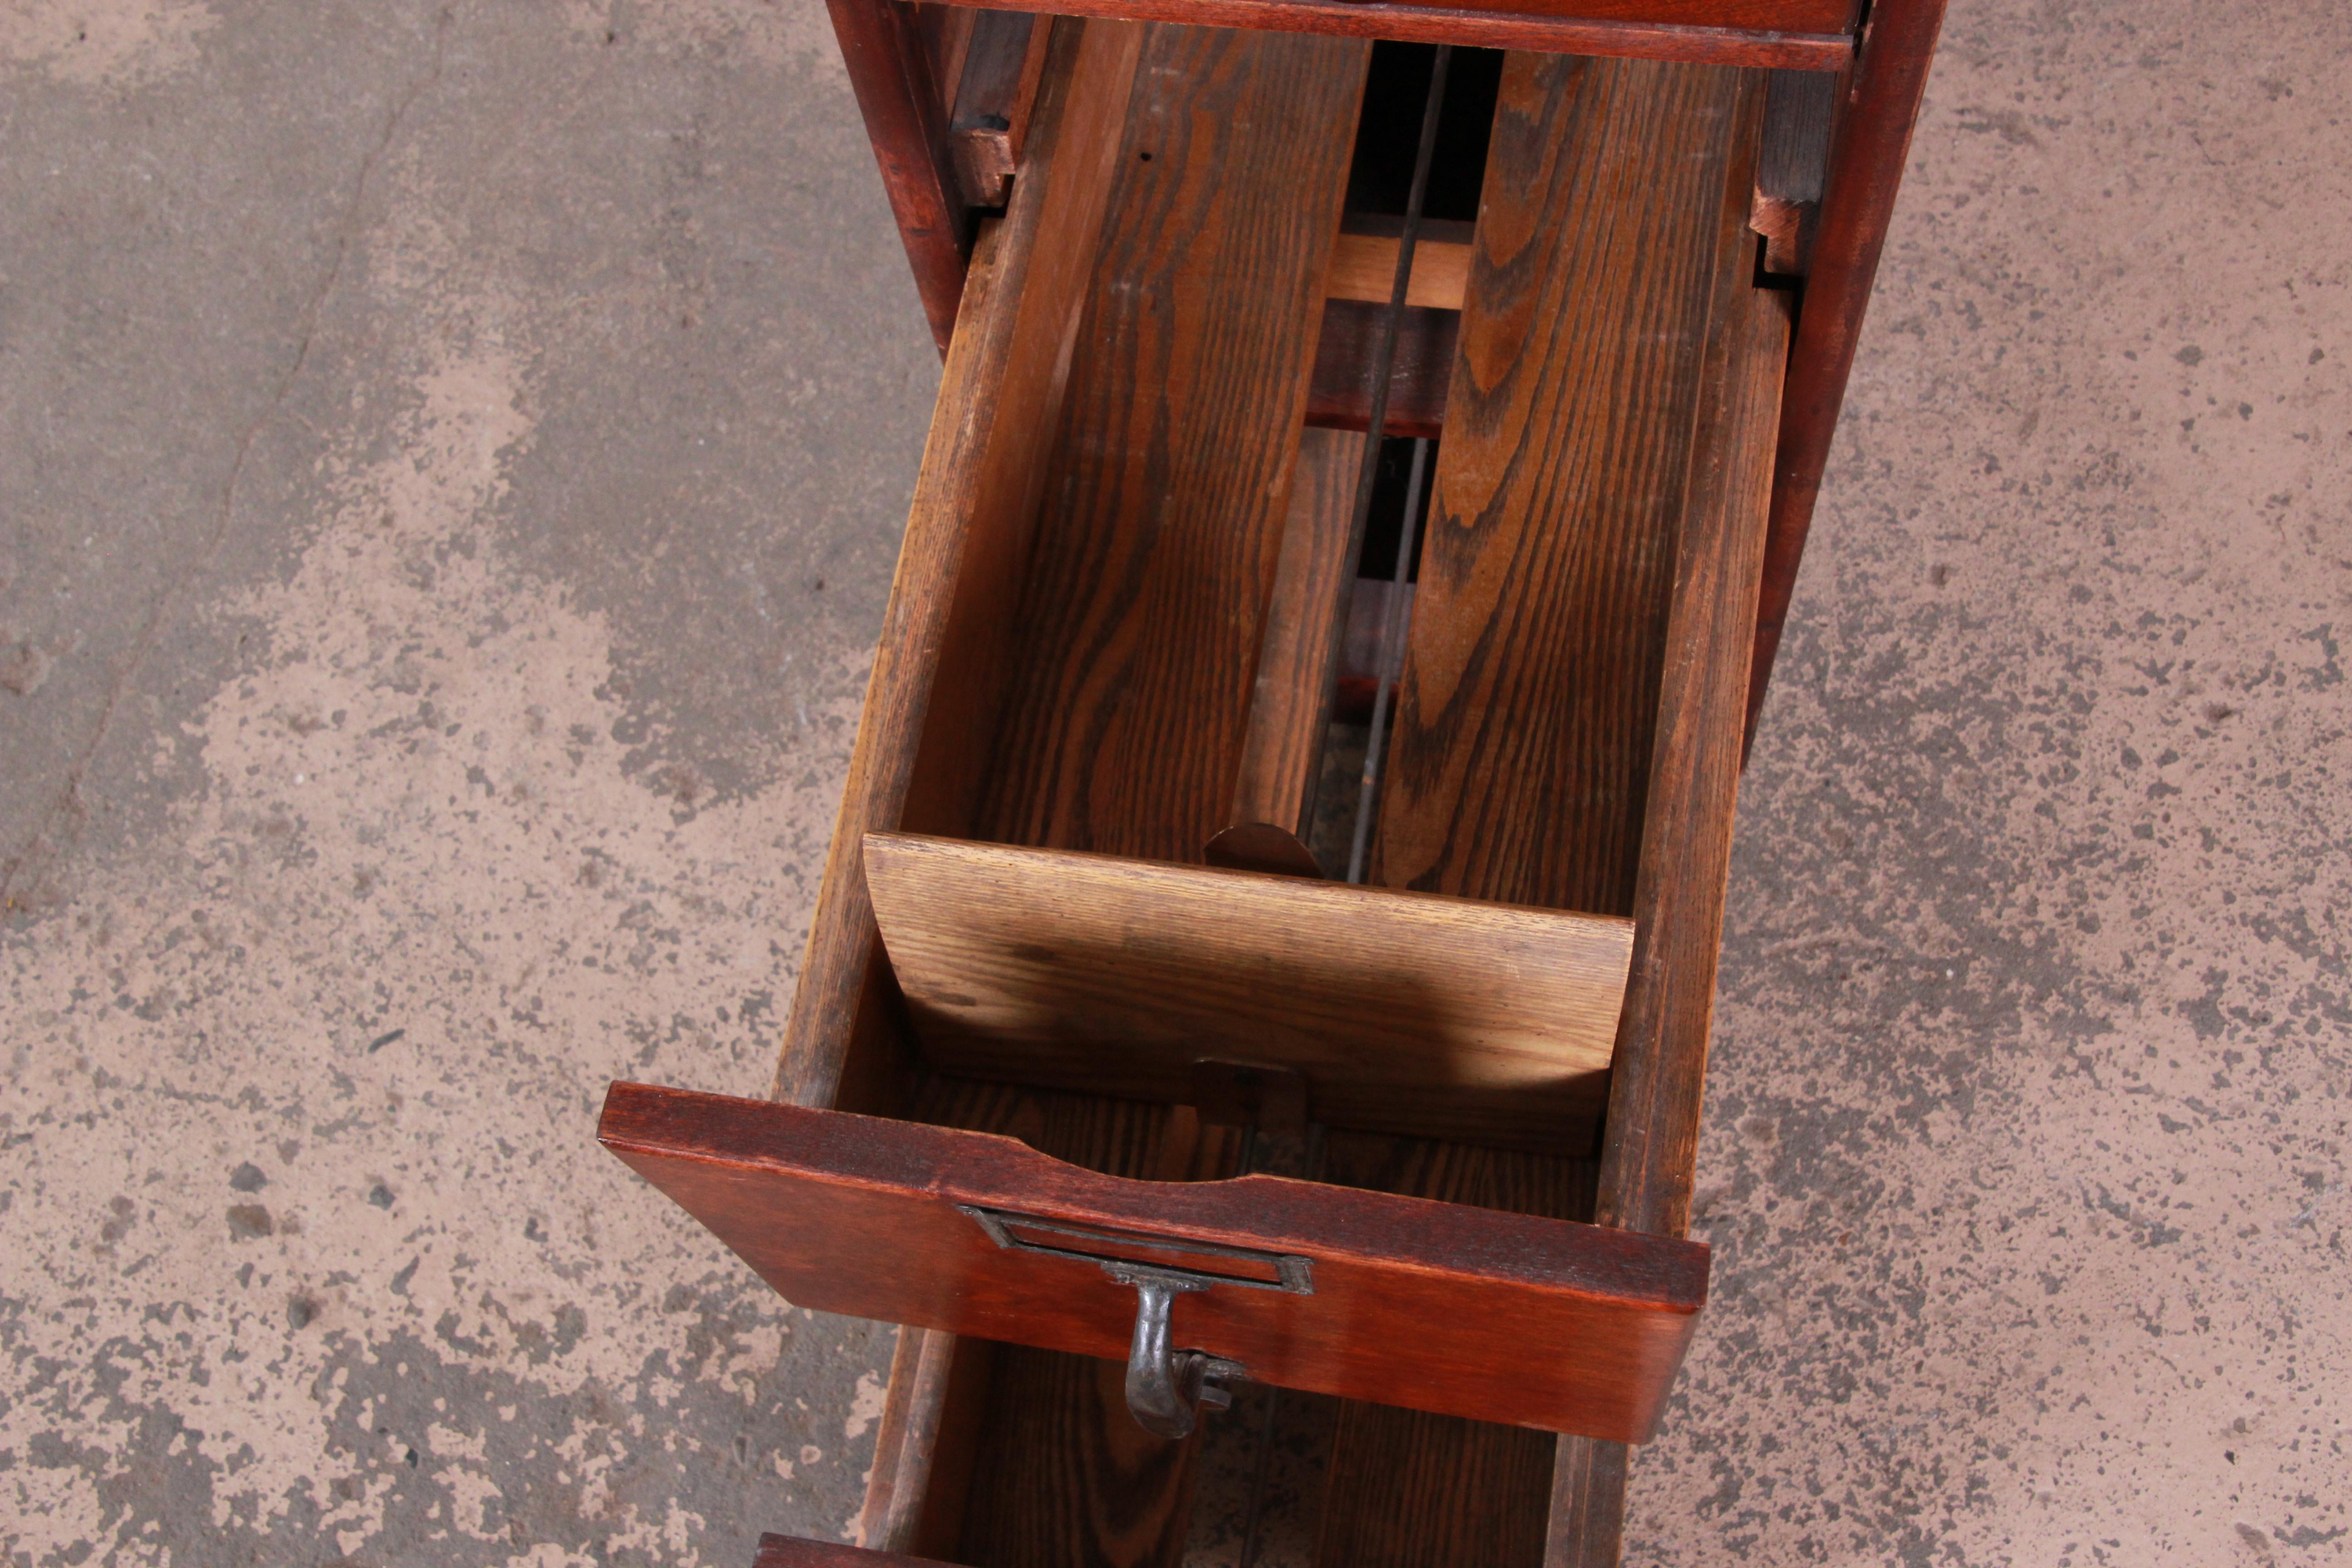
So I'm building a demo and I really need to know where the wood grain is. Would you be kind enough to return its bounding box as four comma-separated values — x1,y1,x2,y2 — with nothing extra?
1597,275,1787,1240
1319,52,1768,1568
856,1325,942,1550
864,832,1633,1147
912,3,978,122
1543,1436,1631,1568
1230,426,1366,843
960,1348,1210,1568
919,1076,1227,1568
848,32,1371,1561
775,17,1145,1113
1313,1127,1599,1568
1317,1404,1559,1568
855,1323,994,1556
974,25,1369,864
1326,234,1471,311
1305,300,1455,440
1550,71,1779,1568
1751,66,1836,274
600,1082,1710,1440
917,0,1854,70
1371,53,1754,919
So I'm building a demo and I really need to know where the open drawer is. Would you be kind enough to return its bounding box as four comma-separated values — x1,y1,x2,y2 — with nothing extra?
604,10,1793,1564
601,1082,1705,1441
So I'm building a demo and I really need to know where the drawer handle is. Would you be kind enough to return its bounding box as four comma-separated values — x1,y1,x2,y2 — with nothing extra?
960,1206,1311,1438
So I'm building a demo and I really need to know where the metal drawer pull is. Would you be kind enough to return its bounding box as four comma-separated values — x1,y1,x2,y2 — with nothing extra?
960,1206,1312,1437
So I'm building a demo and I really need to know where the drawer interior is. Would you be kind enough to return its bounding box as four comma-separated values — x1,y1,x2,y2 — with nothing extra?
608,12,1790,1565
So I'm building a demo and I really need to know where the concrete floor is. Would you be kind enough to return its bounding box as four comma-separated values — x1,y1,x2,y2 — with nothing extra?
0,0,2343,1564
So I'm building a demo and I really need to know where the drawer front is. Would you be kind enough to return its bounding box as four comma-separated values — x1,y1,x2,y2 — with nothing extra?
601,1081,1706,1442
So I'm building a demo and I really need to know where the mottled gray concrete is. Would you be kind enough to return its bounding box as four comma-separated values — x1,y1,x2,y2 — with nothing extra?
1636,3,2352,1563
3,3,932,1562
1,0,2345,1564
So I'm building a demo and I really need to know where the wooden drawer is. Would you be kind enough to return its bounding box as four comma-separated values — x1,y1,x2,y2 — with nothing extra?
605,11,1804,1564
602,1082,1705,1441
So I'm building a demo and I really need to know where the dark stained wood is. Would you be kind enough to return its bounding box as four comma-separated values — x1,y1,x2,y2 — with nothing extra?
756,1533,954,1567
1317,1406,1558,1566
766,5,1904,1561
1304,300,1455,440
833,35,1372,1561
1543,1436,1632,1568
949,9,1052,208
974,26,1369,863
1752,66,1837,274
826,0,971,354
1746,0,1947,748
1316,53,1768,1568
1202,820,1324,878
921,0,1854,69
960,1348,1209,1568
1372,54,1758,917
1318,1128,1601,1220
600,1083,1709,1441
855,1323,995,1555
1230,425,1366,841
1311,1129,1599,1568
915,1077,1230,1568
911,3,979,117
775,18,1147,1112
863,833,1633,1149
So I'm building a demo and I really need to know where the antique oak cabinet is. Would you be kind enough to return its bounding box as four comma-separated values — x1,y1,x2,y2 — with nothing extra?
598,0,1943,1561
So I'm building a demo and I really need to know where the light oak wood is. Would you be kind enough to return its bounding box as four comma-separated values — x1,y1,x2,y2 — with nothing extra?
865,832,1634,1148
1326,232,1472,311
774,17,1146,1113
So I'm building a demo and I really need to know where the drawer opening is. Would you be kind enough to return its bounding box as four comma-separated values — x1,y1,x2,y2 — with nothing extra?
670,16,1795,1563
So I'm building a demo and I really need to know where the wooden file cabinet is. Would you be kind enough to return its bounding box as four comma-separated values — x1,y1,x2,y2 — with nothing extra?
599,0,1946,1558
